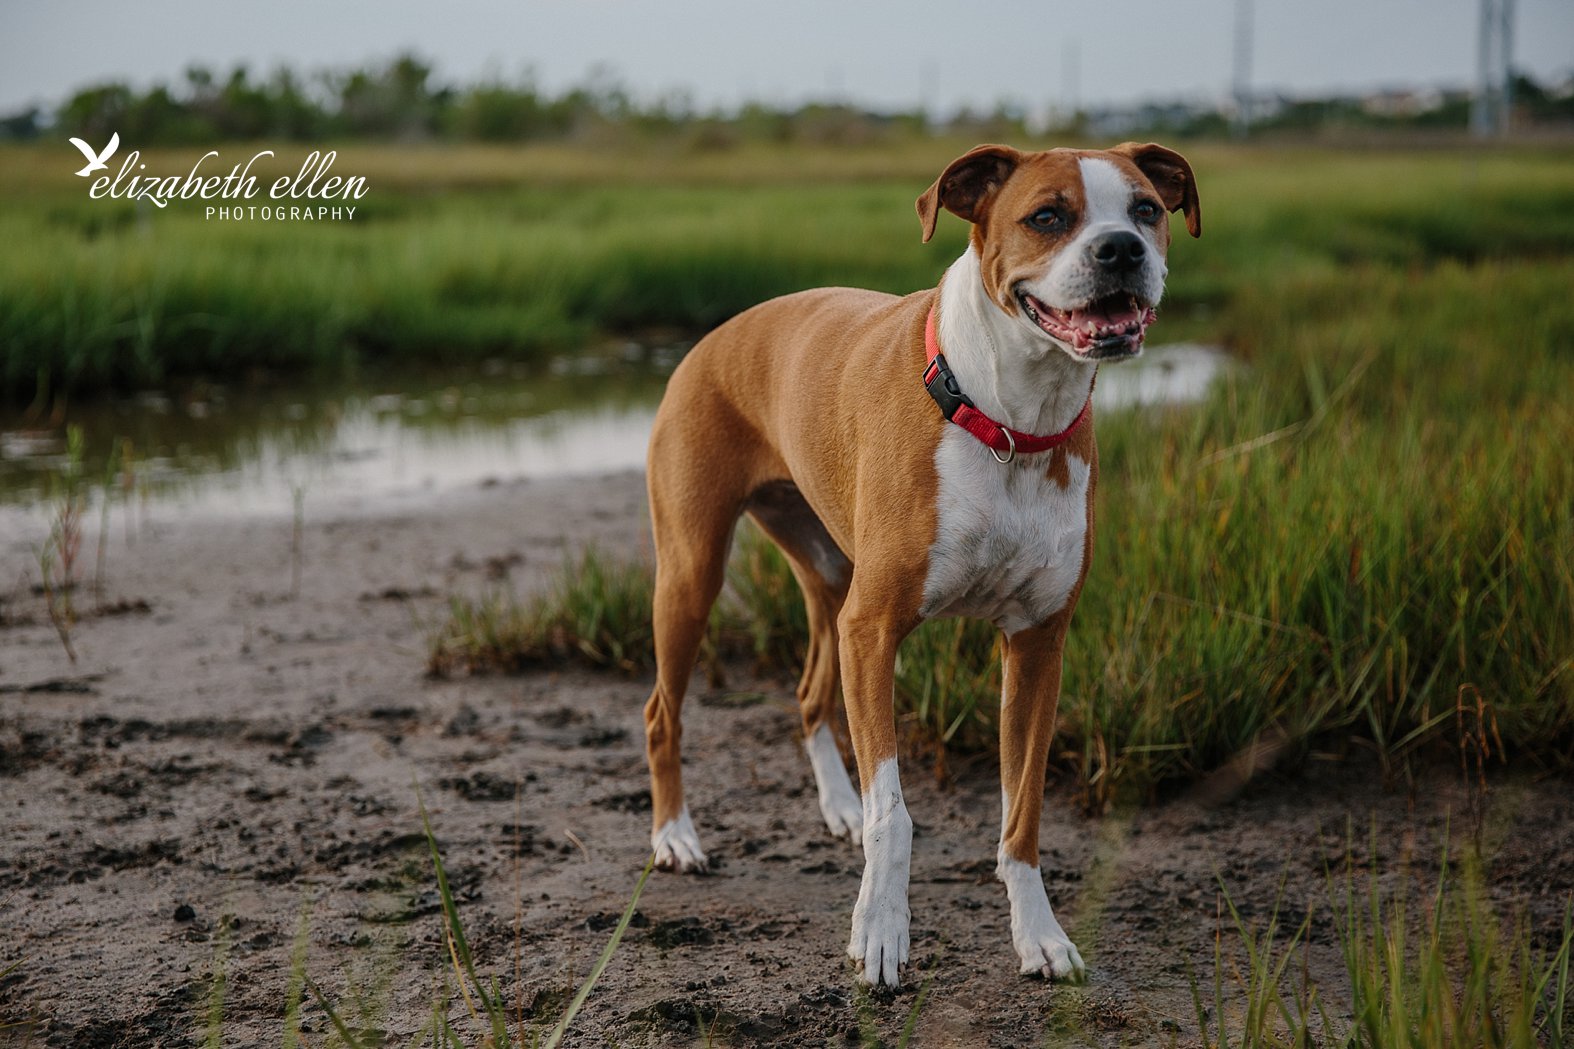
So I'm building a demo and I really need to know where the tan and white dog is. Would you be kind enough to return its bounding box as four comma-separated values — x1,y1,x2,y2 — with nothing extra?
641,142,1200,987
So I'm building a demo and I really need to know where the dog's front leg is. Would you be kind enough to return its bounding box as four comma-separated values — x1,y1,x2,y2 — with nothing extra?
839,591,916,987
997,614,1086,981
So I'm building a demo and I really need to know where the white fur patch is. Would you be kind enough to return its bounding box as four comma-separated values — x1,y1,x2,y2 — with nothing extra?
848,758,911,986
922,431,1090,635
805,724,863,841
997,851,1085,980
652,806,707,872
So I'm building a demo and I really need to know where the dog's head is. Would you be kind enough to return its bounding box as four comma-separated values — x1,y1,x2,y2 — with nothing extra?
917,143,1200,361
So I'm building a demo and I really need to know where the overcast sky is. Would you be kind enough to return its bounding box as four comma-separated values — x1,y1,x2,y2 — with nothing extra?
2,0,1571,118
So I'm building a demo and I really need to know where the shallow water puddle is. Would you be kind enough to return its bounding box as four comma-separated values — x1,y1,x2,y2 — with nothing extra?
0,343,1228,517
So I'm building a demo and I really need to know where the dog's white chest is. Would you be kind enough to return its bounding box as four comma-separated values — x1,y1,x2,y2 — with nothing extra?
920,429,1090,635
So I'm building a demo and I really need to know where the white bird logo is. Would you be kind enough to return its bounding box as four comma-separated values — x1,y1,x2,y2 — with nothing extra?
68,132,119,177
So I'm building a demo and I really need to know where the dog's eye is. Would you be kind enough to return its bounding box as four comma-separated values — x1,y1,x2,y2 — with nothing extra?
1132,200,1160,223
1026,207,1064,231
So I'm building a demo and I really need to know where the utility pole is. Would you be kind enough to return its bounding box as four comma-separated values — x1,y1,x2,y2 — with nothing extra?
1061,38,1080,131
1472,0,1497,135
1498,0,1515,133
1473,0,1516,137
1231,0,1253,138
919,57,938,132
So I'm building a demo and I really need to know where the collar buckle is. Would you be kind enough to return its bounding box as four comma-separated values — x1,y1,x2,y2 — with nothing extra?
922,351,974,422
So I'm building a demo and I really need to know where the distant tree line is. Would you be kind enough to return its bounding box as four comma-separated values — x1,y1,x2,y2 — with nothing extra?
3,53,1571,145
3,54,946,147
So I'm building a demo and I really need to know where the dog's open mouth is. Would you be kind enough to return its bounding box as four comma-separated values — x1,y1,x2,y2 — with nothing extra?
1017,290,1156,360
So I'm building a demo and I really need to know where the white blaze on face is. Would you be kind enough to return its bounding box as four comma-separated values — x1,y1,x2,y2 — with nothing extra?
1079,157,1147,236
1026,157,1167,313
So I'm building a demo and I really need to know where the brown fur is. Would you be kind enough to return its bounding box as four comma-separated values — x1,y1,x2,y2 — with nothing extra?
644,287,944,828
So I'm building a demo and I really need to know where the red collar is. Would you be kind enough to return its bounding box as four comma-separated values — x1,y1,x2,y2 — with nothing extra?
921,306,1092,463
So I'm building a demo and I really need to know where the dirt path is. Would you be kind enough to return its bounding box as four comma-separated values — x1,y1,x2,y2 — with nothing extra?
2,473,1569,1047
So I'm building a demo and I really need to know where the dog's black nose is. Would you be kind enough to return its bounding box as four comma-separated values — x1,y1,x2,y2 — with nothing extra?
1088,231,1146,271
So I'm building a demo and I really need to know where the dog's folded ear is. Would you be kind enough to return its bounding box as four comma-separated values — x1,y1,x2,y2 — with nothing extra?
1109,142,1202,238
916,144,1021,243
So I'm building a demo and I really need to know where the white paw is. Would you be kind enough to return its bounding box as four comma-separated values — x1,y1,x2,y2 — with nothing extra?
848,897,910,987
805,726,863,842
820,789,864,842
848,758,912,987
1016,928,1085,981
999,854,1086,982
652,807,707,872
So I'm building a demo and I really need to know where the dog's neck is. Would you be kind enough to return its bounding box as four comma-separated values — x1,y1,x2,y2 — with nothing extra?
935,247,1096,438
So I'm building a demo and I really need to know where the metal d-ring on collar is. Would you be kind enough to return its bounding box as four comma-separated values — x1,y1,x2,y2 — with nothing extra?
990,429,1016,465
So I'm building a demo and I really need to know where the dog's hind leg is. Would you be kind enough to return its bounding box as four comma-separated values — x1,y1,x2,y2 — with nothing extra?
644,435,748,873
744,484,861,842
794,566,863,842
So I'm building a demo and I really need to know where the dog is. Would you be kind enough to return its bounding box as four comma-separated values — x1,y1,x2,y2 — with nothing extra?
640,142,1200,987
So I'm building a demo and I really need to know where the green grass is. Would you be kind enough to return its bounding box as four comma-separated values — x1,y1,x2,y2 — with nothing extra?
1193,839,1574,1049
4,141,1574,398
425,539,802,680
427,548,664,676
1,141,965,398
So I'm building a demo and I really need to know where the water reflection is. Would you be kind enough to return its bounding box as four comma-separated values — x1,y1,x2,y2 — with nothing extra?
0,343,1228,516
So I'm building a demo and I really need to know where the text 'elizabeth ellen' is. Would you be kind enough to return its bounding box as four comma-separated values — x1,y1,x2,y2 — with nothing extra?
88,149,368,209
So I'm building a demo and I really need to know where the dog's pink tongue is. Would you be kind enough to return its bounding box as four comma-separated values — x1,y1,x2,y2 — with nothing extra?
1069,301,1142,328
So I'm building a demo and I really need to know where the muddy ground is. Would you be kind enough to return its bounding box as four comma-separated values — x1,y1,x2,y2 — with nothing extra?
1,470,1570,1048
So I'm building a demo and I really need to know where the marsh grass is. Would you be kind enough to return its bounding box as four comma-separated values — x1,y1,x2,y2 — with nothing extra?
1333,853,1572,1048
90,437,123,609
37,424,87,661
427,548,665,676
203,913,231,1049
425,532,819,680
5,143,1573,398
1192,840,1574,1049
1192,882,1324,1048
1053,258,1574,802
